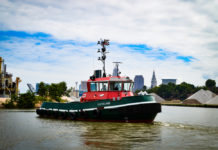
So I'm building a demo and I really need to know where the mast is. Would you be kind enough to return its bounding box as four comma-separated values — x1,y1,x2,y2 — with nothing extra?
97,39,109,77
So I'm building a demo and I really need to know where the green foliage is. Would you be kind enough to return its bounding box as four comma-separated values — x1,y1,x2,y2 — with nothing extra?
147,82,204,100
17,92,35,108
11,94,19,102
65,87,73,97
37,81,69,102
175,82,196,100
134,85,147,95
135,89,140,93
3,81,70,108
2,99,15,108
142,85,147,91
2,94,18,108
35,95,51,103
37,82,49,97
48,81,68,102
205,79,216,88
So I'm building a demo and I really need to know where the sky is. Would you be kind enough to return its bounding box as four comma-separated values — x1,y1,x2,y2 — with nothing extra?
0,0,218,93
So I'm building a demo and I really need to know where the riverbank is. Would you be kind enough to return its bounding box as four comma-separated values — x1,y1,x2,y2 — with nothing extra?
0,98,7,108
2,98,218,109
161,103,218,108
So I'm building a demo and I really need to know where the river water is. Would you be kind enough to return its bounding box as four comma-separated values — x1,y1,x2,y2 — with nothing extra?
1,106,218,150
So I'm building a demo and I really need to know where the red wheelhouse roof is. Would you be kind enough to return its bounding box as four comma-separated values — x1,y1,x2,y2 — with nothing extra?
88,76,133,82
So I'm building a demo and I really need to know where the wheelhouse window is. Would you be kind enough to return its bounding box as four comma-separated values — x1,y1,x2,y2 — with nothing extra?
110,82,122,91
123,82,133,91
90,82,98,91
99,82,108,91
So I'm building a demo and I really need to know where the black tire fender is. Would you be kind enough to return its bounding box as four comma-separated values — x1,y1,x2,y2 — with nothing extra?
69,112,77,120
93,109,101,118
60,111,67,119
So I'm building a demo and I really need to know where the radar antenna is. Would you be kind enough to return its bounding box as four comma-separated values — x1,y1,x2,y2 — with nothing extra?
113,62,122,76
97,39,109,77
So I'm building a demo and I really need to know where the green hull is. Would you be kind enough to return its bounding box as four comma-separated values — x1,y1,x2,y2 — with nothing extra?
36,95,161,123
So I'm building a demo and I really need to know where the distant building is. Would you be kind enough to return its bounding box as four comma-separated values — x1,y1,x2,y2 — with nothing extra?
162,79,177,85
151,70,157,88
35,83,39,93
112,67,118,76
79,81,87,97
0,57,21,97
80,81,87,92
134,75,144,92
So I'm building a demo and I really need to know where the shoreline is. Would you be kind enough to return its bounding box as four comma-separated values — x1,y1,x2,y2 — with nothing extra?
161,103,218,108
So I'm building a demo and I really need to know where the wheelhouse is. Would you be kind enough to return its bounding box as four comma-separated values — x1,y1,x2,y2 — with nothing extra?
87,77,133,92
81,76,134,102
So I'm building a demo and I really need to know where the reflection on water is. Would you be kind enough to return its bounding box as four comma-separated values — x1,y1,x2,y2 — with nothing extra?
80,122,161,149
1,106,218,150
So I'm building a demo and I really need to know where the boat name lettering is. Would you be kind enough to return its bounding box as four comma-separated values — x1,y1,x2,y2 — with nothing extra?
97,102,111,106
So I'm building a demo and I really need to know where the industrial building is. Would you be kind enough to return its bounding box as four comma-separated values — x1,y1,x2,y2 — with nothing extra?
0,57,21,97
162,79,177,85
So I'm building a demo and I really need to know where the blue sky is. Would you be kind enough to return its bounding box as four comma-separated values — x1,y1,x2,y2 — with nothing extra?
0,0,218,92
1,30,194,62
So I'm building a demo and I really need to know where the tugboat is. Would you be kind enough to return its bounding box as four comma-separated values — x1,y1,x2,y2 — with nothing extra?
36,39,161,123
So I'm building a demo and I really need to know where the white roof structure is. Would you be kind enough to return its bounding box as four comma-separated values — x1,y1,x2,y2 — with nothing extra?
138,91,148,95
150,93,165,103
186,89,216,104
206,96,218,105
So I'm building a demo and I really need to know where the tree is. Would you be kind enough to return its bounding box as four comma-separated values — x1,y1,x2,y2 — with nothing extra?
48,81,68,102
37,82,49,97
156,84,175,99
147,82,197,100
205,79,216,89
17,91,35,108
175,82,195,100
142,85,147,91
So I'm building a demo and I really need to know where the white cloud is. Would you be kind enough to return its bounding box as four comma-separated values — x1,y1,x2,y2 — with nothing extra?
0,0,218,92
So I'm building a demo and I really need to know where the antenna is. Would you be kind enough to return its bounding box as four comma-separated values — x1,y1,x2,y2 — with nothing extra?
113,62,122,76
97,39,110,77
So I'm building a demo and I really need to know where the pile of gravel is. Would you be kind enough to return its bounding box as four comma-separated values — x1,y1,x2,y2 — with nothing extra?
150,93,165,103
185,89,216,104
206,96,218,105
